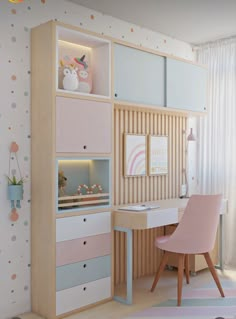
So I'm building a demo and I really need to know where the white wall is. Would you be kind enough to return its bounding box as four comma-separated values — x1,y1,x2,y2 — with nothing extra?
0,1,193,318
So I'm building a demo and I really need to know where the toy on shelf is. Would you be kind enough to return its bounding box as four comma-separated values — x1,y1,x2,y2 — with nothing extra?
77,184,92,195
91,183,103,194
74,54,92,94
58,170,67,197
58,59,79,91
7,142,24,221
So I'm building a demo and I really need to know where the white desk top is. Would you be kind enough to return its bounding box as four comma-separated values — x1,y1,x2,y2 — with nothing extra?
113,198,227,230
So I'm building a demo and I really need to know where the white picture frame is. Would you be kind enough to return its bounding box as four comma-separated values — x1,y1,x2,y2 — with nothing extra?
124,134,147,177
149,135,168,175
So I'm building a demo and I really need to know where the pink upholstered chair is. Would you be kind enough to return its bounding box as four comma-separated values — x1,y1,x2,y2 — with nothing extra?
151,194,225,306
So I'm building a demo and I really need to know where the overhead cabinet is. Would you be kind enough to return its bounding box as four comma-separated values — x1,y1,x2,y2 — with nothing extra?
114,43,207,112
166,57,207,112
114,43,165,107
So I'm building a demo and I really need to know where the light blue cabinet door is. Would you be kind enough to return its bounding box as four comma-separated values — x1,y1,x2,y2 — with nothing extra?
166,58,207,112
114,44,165,106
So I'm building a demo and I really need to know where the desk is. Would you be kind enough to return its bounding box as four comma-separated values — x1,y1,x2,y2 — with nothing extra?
113,198,227,305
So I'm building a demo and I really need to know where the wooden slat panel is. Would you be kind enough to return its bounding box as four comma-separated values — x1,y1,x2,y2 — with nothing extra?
114,105,187,284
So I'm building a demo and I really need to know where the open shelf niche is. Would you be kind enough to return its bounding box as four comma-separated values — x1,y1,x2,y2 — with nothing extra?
56,25,111,98
57,158,111,213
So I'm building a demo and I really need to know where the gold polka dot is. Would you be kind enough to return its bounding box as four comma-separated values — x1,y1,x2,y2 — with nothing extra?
41,0,46,3
130,28,134,32
11,9,16,14
11,75,16,81
90,15,94,20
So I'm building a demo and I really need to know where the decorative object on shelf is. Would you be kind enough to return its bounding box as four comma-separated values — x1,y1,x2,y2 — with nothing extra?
124,134,147,177
7,142,24,221
77,184,92,195
91,184,103,194
58,59,79,91
149,135,168,175
74,55,92,93
58,170,67,197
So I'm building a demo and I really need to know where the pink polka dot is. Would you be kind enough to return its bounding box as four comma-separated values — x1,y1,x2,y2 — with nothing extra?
11,274,16,280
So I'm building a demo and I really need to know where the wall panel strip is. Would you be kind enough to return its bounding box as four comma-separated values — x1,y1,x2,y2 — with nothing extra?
114,105,187,285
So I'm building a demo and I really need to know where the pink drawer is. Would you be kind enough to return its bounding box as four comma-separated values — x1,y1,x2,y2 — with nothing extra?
56,232,111,266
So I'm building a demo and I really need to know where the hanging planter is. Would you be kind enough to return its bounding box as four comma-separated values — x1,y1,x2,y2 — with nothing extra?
6,142,25,217
8,183,24,208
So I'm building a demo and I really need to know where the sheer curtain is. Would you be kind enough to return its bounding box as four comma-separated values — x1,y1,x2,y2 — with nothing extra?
196,38,236,267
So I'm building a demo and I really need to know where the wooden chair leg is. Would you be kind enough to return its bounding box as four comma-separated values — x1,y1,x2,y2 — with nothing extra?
203,252,225,297
177,254,185,306
151,251,169,292
184,254,190,284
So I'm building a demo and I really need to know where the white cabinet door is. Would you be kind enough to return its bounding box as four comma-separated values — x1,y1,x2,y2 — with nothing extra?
166,58,207,112
114,44,165,106
56,97,112,153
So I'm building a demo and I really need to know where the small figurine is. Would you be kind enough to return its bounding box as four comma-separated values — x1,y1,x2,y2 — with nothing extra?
58,171,67,197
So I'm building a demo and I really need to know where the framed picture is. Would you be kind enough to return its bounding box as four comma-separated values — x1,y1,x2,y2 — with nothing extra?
149,135,168,175
124,134,147,177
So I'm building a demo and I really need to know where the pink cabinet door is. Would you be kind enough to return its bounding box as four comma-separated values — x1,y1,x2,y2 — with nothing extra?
56,97,112,153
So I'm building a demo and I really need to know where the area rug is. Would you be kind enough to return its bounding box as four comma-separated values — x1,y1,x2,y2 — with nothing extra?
126,280,236,319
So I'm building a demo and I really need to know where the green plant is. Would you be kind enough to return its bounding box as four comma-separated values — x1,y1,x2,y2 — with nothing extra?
7,175,24,185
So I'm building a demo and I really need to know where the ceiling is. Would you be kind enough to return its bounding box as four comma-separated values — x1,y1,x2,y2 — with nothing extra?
68,0,236,45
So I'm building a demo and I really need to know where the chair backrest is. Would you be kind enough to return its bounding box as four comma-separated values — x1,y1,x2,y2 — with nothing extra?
167,194,222,254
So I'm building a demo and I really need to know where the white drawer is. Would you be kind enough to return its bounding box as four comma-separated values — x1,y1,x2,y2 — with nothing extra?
56,276,111,315
147,208,178,228
56,212,111,242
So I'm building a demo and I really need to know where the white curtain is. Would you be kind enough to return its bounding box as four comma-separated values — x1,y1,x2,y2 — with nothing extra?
196,38,236,267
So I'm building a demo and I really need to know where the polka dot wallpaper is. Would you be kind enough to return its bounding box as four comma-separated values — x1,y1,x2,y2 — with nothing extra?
0,1,193,318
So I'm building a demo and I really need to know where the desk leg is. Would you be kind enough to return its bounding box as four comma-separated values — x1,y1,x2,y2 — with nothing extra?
114,226,133,305
215,214,224,270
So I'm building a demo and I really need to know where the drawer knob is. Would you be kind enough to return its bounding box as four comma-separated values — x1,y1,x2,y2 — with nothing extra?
83,241,87,245
83,264,87,268
83,145,87,150
83,218,86,222
114,93,117,97
83,287,86,291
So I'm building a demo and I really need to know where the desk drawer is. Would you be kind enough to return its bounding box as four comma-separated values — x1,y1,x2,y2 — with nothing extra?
56,212,111,242
56,276,111,315
147,208,178,228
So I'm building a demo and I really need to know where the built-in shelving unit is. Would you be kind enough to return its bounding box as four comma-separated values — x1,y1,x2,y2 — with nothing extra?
31,19,208,319
31,20,112,319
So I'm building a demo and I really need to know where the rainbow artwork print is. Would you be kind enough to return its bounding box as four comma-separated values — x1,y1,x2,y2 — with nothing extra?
125,134,146,176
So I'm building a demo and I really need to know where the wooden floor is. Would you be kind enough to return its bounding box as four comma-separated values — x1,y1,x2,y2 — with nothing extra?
20,268,236,319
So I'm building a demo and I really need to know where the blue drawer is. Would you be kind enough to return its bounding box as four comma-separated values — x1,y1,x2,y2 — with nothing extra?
56,254,111,291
